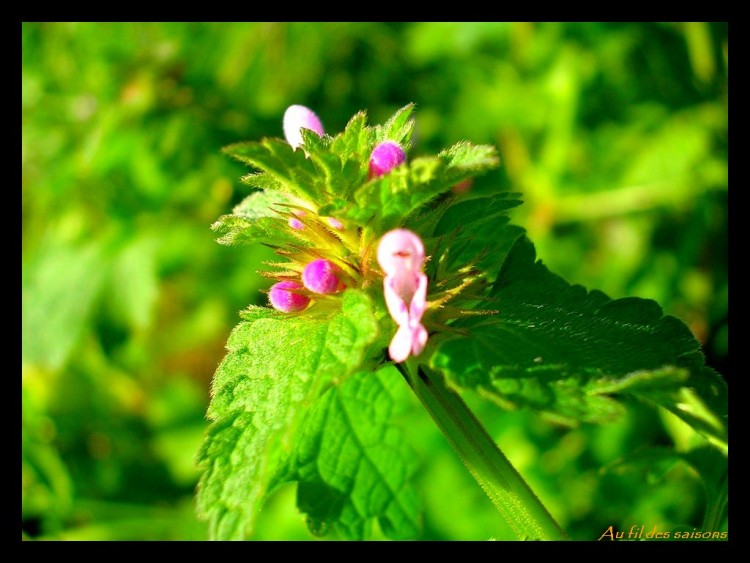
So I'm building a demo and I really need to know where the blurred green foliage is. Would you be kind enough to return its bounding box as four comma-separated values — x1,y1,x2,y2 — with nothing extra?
22,22,727,540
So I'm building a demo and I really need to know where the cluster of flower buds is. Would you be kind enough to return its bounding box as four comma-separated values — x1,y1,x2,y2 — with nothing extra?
266,106,348,313
267,104,427,362
267,254,347,313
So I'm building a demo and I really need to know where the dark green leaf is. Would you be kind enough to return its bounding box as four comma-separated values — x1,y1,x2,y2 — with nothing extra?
429,192,525,276
430,236,727,449
433,193,523,237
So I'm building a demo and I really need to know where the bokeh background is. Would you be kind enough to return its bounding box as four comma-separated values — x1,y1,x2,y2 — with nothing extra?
22,22,727,540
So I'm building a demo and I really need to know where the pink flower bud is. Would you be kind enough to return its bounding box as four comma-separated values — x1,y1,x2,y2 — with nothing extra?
302,259,345,294
369,141,406,177
377,229,428,362
269,280,311,313
288,209,307,230
283,105,325,150
327,217,344,230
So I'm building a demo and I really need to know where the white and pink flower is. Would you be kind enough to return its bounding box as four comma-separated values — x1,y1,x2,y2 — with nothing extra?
377,229,428,363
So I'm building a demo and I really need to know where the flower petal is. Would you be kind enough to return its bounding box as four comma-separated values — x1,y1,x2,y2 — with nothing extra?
283,105,324,150
409,272,428,322
411,324,428,356
389,324,414,363
383,277,410,326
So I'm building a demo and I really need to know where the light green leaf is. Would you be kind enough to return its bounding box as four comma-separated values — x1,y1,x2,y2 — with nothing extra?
223,138,323,202
290,367,421,540
335,143,500,230
211,190,302,247
374,103,416,148
196,290,381,540
329,111,374,164
438,141,500,175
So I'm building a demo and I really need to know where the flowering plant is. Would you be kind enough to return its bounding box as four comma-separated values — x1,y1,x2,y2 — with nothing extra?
196,104,727,541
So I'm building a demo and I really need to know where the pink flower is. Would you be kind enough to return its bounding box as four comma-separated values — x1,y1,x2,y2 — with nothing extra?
283,105,324,150
302,259,345,294
369,141,406,178
377,229,428,363
269,280,311,312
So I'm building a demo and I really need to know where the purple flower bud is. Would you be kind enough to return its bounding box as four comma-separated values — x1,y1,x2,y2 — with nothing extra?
286,208,310,230
369,141,406,178
283,105,324,150
302,259,345,294
327,217,344,230
269,280,311,313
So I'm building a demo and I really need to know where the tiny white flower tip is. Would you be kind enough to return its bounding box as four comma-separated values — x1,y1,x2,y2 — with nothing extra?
283,105,324,150
377,229,425,276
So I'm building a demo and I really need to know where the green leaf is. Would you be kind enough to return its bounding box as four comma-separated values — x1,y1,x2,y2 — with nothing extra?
302,112,382,201
374,103,416,148
429,192,525,276
210,190,302,247
594,366,727,450
289,367,421,540
223,107,495,233
329,111,374,163
433,193,523,237
438,141,500,176
196,290,381,540
430,236,727,449
334,143,500,230
239,172,284,191
223,138,323,202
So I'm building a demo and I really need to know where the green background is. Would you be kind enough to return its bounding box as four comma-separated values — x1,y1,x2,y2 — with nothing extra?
22,22,727,540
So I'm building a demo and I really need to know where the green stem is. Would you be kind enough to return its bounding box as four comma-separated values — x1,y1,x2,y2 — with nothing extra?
399,362,567,540
701,469,728,532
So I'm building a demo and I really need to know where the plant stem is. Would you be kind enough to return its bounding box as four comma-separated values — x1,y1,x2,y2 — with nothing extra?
399,362,567,540
701,469,728,532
